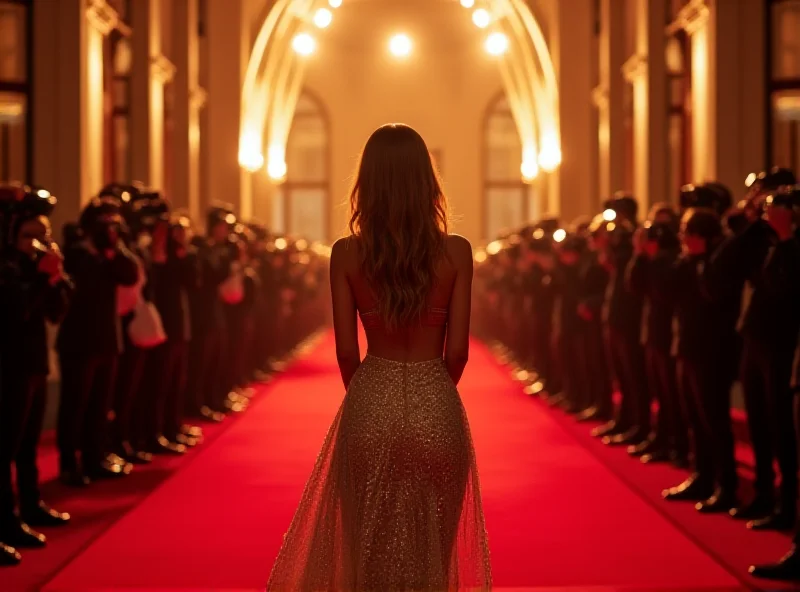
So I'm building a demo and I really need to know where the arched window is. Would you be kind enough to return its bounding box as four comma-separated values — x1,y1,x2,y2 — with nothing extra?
483,94,531,239
768,0,800,171
104,0,132,183
665,0,692,200
272,91,329,242
0,0,31,183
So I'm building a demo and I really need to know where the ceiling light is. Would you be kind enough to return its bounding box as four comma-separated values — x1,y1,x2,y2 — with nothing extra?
472,8,491,28
292,33,316,56
328,0,342,7
389,33,412,58
313,8,332,28
460,0,475,7
485,32,508,56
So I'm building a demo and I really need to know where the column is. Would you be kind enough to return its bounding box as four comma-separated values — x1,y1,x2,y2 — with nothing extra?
556,0,596,222
131,0,173,189
205,0,251,219
172,0,203,221
595,0,626,199
34,0,115,237
626,0,667,210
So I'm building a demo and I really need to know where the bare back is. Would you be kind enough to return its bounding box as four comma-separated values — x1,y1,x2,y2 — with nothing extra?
330,234,474,385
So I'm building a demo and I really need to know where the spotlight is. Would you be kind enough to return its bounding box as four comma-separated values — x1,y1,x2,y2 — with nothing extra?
553,228,567,243
521,158,538,182
486,240,502,255
313,8,332,28
460,0,475,7
292,33,316,56
389,33,412,57
328,0,342,7
485,32,508,56
239,130,265,171
472,8,491,28
267,145,287,181
602,209,617,221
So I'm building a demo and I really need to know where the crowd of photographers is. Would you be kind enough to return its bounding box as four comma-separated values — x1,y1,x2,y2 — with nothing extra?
0,183,329,566
474,167,800,582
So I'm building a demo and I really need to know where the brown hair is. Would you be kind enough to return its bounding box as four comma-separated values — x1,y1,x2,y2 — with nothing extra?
348,124,448,329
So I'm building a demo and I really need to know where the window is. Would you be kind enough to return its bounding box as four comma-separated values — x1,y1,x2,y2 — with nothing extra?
0,0,30,183
272,92,330,242
103,2,132,183
483,94,531,240
666,30,692,201
768,0,800,171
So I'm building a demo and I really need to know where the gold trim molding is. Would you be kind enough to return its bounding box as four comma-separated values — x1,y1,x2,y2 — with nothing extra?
151,54,177,84
190,87,208,110
666,0,710,36
622,54,647,83
85,0,119,36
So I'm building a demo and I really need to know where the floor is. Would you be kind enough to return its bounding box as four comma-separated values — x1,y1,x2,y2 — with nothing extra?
8,332,797,591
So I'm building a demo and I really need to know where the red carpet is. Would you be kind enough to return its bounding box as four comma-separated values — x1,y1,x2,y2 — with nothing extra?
29,332,782,590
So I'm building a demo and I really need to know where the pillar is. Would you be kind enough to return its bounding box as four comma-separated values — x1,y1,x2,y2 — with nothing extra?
34,0,114,237
172,0,203,221
595,0,626,199
131,0,172,189
556,0,596,222
626,0,667,210
205,0,251,219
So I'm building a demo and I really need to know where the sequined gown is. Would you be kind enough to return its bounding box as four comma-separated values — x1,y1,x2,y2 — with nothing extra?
267,316,492,590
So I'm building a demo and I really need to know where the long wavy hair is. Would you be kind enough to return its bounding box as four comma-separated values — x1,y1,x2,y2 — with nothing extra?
348,124,449,329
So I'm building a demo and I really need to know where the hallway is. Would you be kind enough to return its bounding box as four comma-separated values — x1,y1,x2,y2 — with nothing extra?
28,332,792,590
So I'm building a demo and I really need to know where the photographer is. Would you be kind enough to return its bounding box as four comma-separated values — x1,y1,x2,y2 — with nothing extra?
663,208,739,513
703,169,800,527
627,209,687,465
0,186,72,562
56,196,139,486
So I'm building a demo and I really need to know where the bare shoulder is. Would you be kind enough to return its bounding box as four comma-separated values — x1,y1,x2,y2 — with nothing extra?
330,236,358,271
445,234,473,270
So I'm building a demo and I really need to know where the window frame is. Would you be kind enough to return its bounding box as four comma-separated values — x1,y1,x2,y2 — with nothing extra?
766,0,800,168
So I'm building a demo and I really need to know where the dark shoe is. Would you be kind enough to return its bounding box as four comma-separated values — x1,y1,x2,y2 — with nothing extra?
730,496,775,521
603,427,644,446
20,502,70,527
85,459,133,480
663,475,714,502
149,435,187,455
592,420,619,438
59,469,90,488
119,442,153,464
575,406,599,422
174,432,200,447
0,543,21,566
523,381,545,396
181,424,203,438
750,547,800,581
0,520,46,548
627,436,657,457
696,489,738,513
200,406,225,423
748,511,796,532
640,448,670,464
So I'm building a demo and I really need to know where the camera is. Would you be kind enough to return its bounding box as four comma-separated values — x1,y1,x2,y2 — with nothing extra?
644,220,680,251
1,185,58,251
679,183,732,216
765,185,800,211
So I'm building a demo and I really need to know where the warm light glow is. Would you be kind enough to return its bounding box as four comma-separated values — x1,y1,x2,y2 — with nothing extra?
313,8,332,28
533,229,544,240
472,8,491,28
460,0,475,7
486,240,502,255
485,32,509,56
36,189,51,198
389,34,412,57
602,209,617,221
521,146,539,182
553,228,566,243
238,130,265,171
474,250,487,263
328,0,342,7
538,136,562,171
267,144,287,181
292,33,316,56
275,237,288,250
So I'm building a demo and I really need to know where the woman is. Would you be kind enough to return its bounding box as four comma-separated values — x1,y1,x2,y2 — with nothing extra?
267,124,492,591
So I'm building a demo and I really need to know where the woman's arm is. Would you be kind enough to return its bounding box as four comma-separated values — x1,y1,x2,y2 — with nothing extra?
445,235,473,385
330,238,360,389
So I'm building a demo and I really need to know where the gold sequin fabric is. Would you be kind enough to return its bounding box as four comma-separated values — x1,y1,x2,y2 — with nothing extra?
267,354,492,591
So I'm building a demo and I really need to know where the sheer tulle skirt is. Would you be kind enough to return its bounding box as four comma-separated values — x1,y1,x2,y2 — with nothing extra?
267,355,492,591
